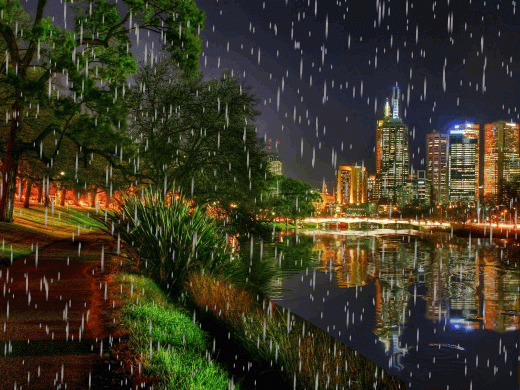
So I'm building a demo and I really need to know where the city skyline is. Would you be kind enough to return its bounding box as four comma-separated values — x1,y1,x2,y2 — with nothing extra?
195,0,520,190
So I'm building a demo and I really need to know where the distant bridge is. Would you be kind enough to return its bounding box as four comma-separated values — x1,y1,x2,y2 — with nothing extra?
303,217,451,230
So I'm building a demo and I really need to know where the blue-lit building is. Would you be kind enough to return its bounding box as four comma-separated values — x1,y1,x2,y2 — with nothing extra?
448,123,480,205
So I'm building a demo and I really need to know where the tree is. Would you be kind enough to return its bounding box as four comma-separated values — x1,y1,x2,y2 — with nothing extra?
268,176,322,228
0,0,205,222
126,58,271,213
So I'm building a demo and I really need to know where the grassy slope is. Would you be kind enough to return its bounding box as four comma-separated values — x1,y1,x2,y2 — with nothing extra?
0,204,105,261
116,272,241,390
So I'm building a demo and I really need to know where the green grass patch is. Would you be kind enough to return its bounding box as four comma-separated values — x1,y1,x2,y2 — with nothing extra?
0,243,33,261
12,205,105,233
0,205,108,262
116,272,240,390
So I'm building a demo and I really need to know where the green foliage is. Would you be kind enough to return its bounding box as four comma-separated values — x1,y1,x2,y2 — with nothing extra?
267,176,321,224
118,273,239,390
0,0,206,221
107,188,240,295
126,59,271,214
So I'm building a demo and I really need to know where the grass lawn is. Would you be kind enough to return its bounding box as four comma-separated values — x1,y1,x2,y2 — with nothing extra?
0,203,106,262
116,272,241,390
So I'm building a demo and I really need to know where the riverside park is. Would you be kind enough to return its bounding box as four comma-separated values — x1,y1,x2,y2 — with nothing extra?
1,1,520,389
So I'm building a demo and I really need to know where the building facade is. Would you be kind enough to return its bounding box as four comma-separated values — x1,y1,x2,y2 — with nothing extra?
448,123,480,204
375,85,410,204
426,131,449,205
266,138,282,176
366,174,376,203
483,121,520,202
399,170,431,207
336,165,367,205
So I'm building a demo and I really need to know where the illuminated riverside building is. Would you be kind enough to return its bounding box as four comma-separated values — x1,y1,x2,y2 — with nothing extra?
366,174,376,203
426,131,449,205
336,165,367,205
399,170,431,207
375,86,410,203
266,138,282,176
448,122,480,204
483,121,520,201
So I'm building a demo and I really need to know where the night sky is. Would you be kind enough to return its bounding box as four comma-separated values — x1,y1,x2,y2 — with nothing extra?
32,0,520,191
196,0,520,191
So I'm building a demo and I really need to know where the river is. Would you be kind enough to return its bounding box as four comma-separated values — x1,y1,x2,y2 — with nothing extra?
237,229,520,390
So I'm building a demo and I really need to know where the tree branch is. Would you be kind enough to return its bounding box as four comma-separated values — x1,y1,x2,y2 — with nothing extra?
21,0,49,68
0,23,20,64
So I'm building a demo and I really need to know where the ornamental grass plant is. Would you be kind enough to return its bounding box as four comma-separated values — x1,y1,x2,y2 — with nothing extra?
106,188,241,296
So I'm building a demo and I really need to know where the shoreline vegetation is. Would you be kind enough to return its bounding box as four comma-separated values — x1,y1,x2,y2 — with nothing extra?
104,190,406,389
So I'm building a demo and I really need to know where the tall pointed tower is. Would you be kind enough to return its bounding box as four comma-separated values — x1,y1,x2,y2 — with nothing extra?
375,84,410,204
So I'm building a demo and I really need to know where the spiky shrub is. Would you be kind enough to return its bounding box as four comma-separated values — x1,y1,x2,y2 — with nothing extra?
108,188,238,295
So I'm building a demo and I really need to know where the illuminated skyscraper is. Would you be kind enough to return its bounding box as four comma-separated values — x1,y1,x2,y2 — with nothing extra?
375,85,410,203
448,122,480,204
483,121,520,201
427,131,449,205
266,138,282,176
366,174,376,203
336,165,367,205
391,86,400,120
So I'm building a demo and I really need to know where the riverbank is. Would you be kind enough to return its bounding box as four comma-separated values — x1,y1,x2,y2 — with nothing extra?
1,204,407,389
451,223,520,240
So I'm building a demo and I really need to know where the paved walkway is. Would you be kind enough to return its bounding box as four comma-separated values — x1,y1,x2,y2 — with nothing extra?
0,231,119,390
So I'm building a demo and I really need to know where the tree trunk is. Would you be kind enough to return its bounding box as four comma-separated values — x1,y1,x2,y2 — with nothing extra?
44,186,50,208
0,114,22,222
60,188,67,206
90,187,97,208
37,180,43,204
23,179,33,209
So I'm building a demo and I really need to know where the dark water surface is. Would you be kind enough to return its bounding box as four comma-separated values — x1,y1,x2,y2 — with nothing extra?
239,230,520,390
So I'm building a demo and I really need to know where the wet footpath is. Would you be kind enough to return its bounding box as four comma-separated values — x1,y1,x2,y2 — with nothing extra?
0,230,121,390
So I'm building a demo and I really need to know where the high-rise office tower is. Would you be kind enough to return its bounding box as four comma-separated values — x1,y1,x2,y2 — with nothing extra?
448,122,480,204
266,138,282,176
375,85,410,203
426,131,449,205
483,121,520,201
366,174,376,203
336,165,367,205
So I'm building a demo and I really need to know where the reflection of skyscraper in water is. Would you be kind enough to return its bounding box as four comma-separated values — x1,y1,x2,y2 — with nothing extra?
424,249,451,322
447,245,478,322
482,247,501,330
314,237,371,287
372,238,413,330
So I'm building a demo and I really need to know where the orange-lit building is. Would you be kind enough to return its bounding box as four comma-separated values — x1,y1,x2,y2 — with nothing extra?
336,165,367,205
314,182,335,213
483,121,520,201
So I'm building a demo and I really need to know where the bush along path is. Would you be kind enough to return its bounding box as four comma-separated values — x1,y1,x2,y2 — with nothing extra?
0,219,161,390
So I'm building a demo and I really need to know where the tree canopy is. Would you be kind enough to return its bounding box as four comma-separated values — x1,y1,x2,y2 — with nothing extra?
0,0,205,221
126,58,272,213
267,175,321,225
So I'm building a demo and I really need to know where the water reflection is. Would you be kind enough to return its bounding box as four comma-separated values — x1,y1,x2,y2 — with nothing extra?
241,231,520,389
